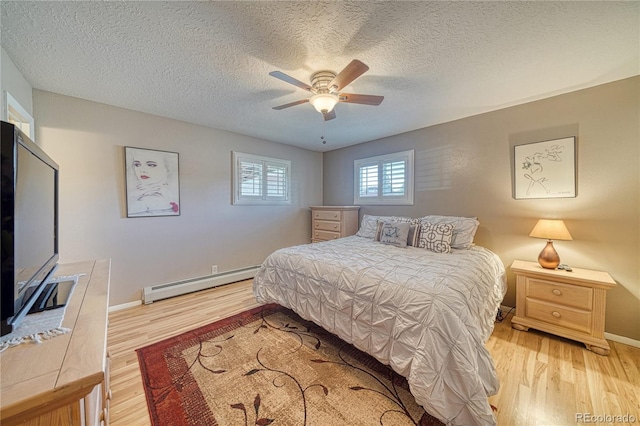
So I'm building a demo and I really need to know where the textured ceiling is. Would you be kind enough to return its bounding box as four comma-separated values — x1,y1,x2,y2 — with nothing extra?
1,1,638,152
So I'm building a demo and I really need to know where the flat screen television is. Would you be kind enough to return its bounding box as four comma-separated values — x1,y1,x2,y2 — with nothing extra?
1,121,59,336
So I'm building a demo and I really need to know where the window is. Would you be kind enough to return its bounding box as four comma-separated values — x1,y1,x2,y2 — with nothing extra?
233,152,291,205
354,150,414,205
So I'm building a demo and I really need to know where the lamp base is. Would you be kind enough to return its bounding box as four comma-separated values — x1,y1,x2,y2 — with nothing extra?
538,240,560,269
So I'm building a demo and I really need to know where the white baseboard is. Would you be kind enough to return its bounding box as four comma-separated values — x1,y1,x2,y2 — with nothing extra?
109,300,142,313
604,332,640,348
499,304,640,349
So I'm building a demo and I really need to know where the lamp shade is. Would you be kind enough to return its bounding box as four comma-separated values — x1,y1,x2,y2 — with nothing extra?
309,93,339,113
529,219,573,241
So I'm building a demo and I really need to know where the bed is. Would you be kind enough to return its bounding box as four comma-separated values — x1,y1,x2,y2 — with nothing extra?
253,215,506,425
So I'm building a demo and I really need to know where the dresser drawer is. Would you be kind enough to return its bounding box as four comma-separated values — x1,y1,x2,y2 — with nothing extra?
526,278,593,310
313,220,341,232
313,230,341,241
313,210,341,221
526,299,592,334
310,206,359,243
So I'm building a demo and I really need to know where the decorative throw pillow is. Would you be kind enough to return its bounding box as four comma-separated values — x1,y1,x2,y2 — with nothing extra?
356,215,415,239
419,215,479,249
374,221,421,247
377,222,411,248
417,222,455,253
407,224,421,247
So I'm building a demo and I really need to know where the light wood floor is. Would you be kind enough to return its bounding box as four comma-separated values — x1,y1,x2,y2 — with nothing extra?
107,280,640,426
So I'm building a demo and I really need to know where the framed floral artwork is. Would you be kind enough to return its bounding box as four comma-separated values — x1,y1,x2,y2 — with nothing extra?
514,137,576,199
125,146,180,217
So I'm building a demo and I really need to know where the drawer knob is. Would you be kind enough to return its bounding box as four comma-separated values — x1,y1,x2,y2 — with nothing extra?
334,214,338,218
333,235,338,239
315,232,318,236
552,311,561,318
552,289,562,296
334,225,338,229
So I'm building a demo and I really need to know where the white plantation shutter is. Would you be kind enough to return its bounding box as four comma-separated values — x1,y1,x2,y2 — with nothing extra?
233,152,291,205
358,163,378,197
382,159,406,197
239,159,263,199
354,150,414,205
265,161,288,200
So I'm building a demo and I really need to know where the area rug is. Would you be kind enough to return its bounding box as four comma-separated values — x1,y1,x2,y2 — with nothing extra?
136,304,444,426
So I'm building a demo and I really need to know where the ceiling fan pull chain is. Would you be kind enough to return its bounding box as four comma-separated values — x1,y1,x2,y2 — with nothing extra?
320,120,327,145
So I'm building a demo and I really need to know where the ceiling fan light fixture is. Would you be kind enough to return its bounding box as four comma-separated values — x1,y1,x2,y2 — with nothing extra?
309,93,339,113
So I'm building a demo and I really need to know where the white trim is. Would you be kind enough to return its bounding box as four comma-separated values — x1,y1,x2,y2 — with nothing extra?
108,300,142,313
605,332,640,349
5,91,35,139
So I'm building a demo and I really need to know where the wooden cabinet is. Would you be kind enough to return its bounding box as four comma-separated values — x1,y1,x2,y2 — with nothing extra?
510,260,616,355
0,259,111,425
311,206,360,243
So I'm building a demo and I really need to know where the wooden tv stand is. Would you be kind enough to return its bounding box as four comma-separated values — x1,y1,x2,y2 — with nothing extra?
0,259,111,425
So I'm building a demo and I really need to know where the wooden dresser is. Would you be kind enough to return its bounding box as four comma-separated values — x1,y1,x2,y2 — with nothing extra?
0,259,111,425
510,260,616,355
310,206,360,243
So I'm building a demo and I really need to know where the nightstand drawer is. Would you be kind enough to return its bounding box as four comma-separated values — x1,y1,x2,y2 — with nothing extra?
313,230,341,241
313,210,341,221
526,299,592,334
314,220,341,232
526,278,593,310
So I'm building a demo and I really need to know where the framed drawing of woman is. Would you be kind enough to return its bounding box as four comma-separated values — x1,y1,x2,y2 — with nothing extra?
125,146,180,217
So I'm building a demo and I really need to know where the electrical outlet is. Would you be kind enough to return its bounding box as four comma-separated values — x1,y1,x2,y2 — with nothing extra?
211,265,218,274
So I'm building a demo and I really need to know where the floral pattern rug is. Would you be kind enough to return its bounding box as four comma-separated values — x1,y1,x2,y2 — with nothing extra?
137,304,444,426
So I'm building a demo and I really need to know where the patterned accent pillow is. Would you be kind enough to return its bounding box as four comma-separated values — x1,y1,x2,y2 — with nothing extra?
419,215,479,249
407,224,421,247
375,221,421,247
417,222,455,253
378,222,411,248
356,215,415,239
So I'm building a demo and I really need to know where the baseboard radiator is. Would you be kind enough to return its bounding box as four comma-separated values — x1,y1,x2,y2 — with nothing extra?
142,265,260,304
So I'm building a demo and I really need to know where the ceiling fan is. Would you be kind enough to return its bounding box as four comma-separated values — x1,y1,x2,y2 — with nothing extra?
269,59,384,121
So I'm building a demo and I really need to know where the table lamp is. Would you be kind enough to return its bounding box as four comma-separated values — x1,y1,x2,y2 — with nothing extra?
529,219,572,269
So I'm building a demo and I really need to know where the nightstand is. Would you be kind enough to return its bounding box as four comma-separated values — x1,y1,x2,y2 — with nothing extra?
310,206,359,243
510,260,616,355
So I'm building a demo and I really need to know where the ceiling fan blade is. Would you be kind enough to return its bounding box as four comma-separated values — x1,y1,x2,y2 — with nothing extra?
272,99,309,110
323,109,336,121
339,93,384,106
269,71,313,92
329,59,369,92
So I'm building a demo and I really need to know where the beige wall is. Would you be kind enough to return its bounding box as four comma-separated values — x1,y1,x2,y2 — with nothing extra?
33,90,323,306
323,77,640,341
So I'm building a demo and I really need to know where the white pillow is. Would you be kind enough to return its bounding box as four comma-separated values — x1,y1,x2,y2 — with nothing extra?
419,215,479,249
356,215,415,239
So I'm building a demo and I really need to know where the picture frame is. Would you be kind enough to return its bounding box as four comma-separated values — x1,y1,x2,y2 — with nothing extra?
513,137,576,199
124,146,180,217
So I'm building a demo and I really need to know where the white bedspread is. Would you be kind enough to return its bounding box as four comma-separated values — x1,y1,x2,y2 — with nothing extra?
253,236,506,425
